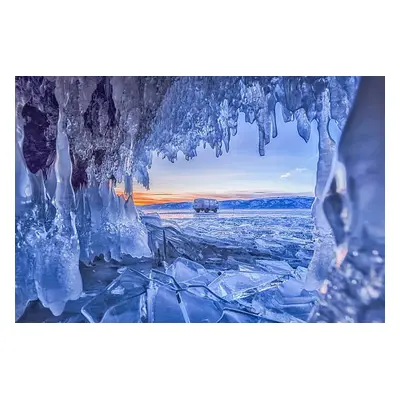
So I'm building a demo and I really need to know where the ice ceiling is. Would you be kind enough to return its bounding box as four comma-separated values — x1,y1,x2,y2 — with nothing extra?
15,76,385,322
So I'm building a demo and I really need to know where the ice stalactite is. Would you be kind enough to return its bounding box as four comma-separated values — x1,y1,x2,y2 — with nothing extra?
120,196,152,259
304,83,337,290
99,180,122,262
124,174,133,197
86,183,106,261
34,78,83,316
76,188,92,264
74,177,151,267
120,175,151,259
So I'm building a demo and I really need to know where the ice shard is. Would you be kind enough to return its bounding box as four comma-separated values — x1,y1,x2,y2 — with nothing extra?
81,270,149,323
148,285,186,323
208,270,285,301
165,257,214,284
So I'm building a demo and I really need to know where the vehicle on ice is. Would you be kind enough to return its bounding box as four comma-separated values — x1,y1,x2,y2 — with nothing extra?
193,198,219,213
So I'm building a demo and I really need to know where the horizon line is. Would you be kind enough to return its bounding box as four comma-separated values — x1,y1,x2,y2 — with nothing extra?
114,188,315,206
138,195,315,207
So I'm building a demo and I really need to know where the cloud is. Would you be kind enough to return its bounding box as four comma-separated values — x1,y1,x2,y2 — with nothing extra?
281,168,307,178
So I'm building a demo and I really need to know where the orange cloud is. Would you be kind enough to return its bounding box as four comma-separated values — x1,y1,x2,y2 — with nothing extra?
115,188,313,206
116,189,204,206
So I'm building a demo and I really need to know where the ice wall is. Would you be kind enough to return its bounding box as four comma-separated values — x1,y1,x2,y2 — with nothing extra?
316,77,385,322
15,76,364,320
15,77,153,318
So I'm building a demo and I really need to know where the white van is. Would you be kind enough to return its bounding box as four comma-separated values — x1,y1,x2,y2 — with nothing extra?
193,198,219,213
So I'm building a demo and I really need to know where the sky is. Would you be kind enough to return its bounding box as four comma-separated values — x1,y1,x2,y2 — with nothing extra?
116,104,341,206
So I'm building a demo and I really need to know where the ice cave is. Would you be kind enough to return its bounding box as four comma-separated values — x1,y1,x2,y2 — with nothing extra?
15,76,385,323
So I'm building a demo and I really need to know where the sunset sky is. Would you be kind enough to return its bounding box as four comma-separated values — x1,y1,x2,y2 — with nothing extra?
116,105,341,206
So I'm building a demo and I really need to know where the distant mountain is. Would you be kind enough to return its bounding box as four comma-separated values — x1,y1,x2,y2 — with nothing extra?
139,196,314,210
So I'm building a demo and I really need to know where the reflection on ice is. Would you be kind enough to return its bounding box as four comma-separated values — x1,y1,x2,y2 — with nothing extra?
149,285,186,323
101,292,147,323
208,270,285,301
178,290,224,323
255,259,293,274
81,270,150,323
165,257,215,284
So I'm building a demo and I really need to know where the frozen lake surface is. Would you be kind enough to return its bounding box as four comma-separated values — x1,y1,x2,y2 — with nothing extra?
144,208,312,219
19,209,318,323
143,208,314,270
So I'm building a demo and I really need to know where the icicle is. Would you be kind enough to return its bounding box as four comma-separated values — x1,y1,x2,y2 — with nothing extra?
268,93,277,138
283,77,302,111
304,83,337,291
294,108,311,142
15,103,32,214
87,183,105,261
77,77,98,115
44,163,57,201
99,179,121,262
124,174,133,198
328,77,351,130
30,170,47,222
258,127,266,156
109,182,122,261
119,195,151,259
76,188,92,264
34,78,83,316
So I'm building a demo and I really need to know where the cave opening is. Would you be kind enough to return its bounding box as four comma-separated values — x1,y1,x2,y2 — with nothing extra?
15,76,384,323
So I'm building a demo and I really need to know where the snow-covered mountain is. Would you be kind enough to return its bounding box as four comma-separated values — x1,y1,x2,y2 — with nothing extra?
139,196,314,210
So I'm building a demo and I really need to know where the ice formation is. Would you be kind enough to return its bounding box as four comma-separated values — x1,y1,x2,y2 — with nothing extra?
15,76,384,322
78,258,299,323
316,77,385,322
